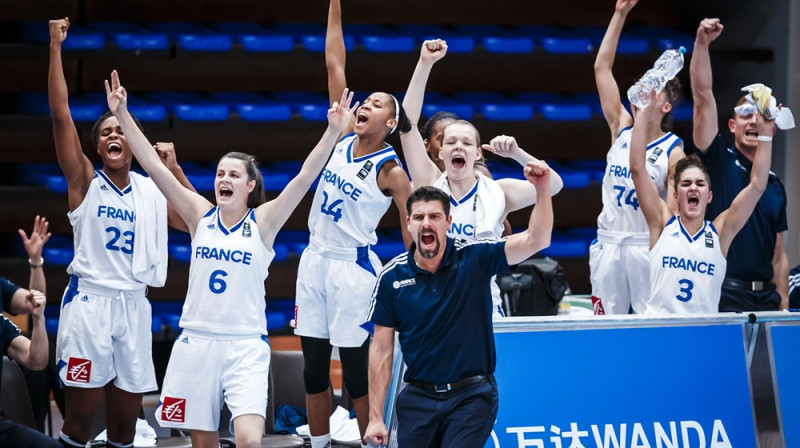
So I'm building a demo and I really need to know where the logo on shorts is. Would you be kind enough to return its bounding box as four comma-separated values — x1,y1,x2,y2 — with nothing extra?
67,357,92,383
591,296,606,315
392,278,416,289
161,397,186,423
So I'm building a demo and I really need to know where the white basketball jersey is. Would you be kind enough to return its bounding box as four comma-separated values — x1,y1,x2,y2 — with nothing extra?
180,207,274,336
308,133,399,248
647,217,726,314
597,128,682,234
67,170,158,290
433,174,505,240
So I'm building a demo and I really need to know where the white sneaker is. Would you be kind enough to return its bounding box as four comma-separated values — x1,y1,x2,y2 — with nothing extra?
134,418,158,446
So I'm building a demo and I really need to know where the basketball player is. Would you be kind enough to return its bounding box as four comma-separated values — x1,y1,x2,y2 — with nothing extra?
630,91,774,313
294,3,413,447
590,0,686,315
49,18,193,448
400,39,563,317
106,70,358,448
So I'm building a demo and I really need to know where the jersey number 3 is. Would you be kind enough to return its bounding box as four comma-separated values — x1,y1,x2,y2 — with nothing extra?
676,278,694,302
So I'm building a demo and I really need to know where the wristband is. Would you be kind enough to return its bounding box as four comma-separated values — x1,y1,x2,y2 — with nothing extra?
757,135,773,142
28,257,44,268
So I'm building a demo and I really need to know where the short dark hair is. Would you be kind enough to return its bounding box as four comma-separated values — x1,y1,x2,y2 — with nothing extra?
673,154,711,189
90,111,144,150
219,152,266,208
420,111,460,140
406,186,450,216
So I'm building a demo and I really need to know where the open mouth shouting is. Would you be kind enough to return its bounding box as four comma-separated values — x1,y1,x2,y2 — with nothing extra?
451,154,466,170
107,142,123,159
355,110,369,128
417,228,440,259
687,192,700,209
218,185,233,199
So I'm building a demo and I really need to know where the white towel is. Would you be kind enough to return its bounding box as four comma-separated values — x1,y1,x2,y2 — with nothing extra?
130,172,168,287
434,171,506,238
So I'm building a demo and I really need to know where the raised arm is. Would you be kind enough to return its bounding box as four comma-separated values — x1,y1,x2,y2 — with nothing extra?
106,71,211,233
19,215,50,296
629,94,672,248
504,161,553,265
400,40,449,187
7,291,48,370
153,142,196,232
690,18,724,152
714,113,773,255
48,18,94,210
483,135,563,213
363,324,395,447
255,89,357,247
594,0,636,141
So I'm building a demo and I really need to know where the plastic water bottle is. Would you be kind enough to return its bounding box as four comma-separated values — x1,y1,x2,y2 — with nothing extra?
627,46,687,108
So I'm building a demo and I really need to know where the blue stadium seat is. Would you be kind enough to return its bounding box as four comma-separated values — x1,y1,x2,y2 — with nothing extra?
627,26,694,53
422,93,474,120
275,230,310,256
259,165,291,192
82,92,167,122
144,92,229,121
271,92,330,121
148,22,232,52
21,21,105,49
516,26,593,54
540,231,590,258
455,25,533,54
274,24,356,52
43,235,74,265
372,238,406,261
85,22,169,51
569,160,607,183
672,103,693,121
18,92,104,121
209,92,291,122
212,23,294,52
392,25,475,53
453,92,533,121
569,92,603,115
572,26,649,54
514,93,592,121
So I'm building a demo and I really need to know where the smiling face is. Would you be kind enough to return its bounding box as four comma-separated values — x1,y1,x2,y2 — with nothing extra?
96,116,132,170
354,92,396,137
407,199,451,260
440,122,481,179
675,166,712,220
215,157,255,208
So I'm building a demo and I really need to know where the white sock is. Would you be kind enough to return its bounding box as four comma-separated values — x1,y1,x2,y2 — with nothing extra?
310,433,332,448
58,432,86,447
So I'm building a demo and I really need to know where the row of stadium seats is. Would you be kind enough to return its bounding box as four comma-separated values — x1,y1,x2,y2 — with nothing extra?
19,21,694,54
16,91,694,122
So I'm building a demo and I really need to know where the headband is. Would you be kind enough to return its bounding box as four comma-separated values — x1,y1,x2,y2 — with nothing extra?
389,94,400,134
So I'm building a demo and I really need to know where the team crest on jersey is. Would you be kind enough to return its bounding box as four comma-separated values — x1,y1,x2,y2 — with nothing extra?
647,147,663,164
66,357,92,383
100,184,109,191
161,396,186,423
242,221,252,238
356,160,374,180
392,279,416,289
705,230,714,248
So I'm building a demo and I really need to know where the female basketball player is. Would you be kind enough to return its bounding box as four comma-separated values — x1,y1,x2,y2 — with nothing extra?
49,18,192,448
106,70,358,448
590,0,686,315
400,39,563,317
630,91,774,313
295,3,414,447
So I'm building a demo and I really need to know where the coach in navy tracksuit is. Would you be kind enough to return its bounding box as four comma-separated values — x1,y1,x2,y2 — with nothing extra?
364,160,553,448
